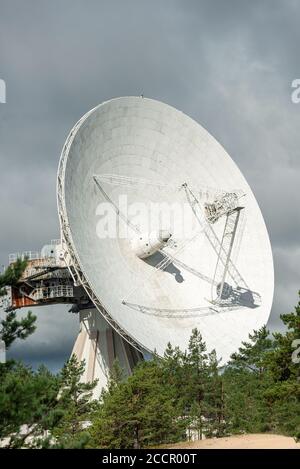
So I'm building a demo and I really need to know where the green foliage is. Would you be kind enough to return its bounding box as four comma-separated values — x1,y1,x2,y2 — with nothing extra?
90,359,185,448
267,293,300,382
223,299,300,438
107,358,126,392
0,362,62,448
204,350,226,437
0,282,299,448
0,311,37,348
230,325,274,375
0,257,36,349
89,294,300,447
0,258,28,297
0,355,98,448
89,330,226,448
51,354,98,448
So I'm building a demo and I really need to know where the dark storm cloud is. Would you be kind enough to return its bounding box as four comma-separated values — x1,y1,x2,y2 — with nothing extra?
6,305,78,373
0,0,299,367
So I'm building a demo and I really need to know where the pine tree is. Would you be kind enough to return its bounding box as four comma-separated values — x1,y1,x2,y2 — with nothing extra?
0,363,62,448
162,342,186,411
223,301,300,438
260,293,300,438
107,358,126,392
90,360,185,448
0,257,28,296
0,311,36,349
267,292,300,382
51,354,98,448
183,329,209,439
204,350,226,437
0,258,36,350
230,325,274,375
224,326,276,434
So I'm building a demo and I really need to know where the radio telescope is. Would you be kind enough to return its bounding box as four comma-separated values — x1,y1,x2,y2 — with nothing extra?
4,97,274,396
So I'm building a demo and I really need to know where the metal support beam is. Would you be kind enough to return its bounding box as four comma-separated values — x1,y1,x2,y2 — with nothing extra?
212,208,243,303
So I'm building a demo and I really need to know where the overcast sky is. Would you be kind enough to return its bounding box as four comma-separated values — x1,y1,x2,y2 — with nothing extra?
0,0,299,372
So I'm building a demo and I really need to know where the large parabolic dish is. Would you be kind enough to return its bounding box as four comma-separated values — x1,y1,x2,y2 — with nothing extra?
58,97,274,363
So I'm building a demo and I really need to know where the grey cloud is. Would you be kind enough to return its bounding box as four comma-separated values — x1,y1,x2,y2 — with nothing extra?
2,304,78,372
0,0,299,368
